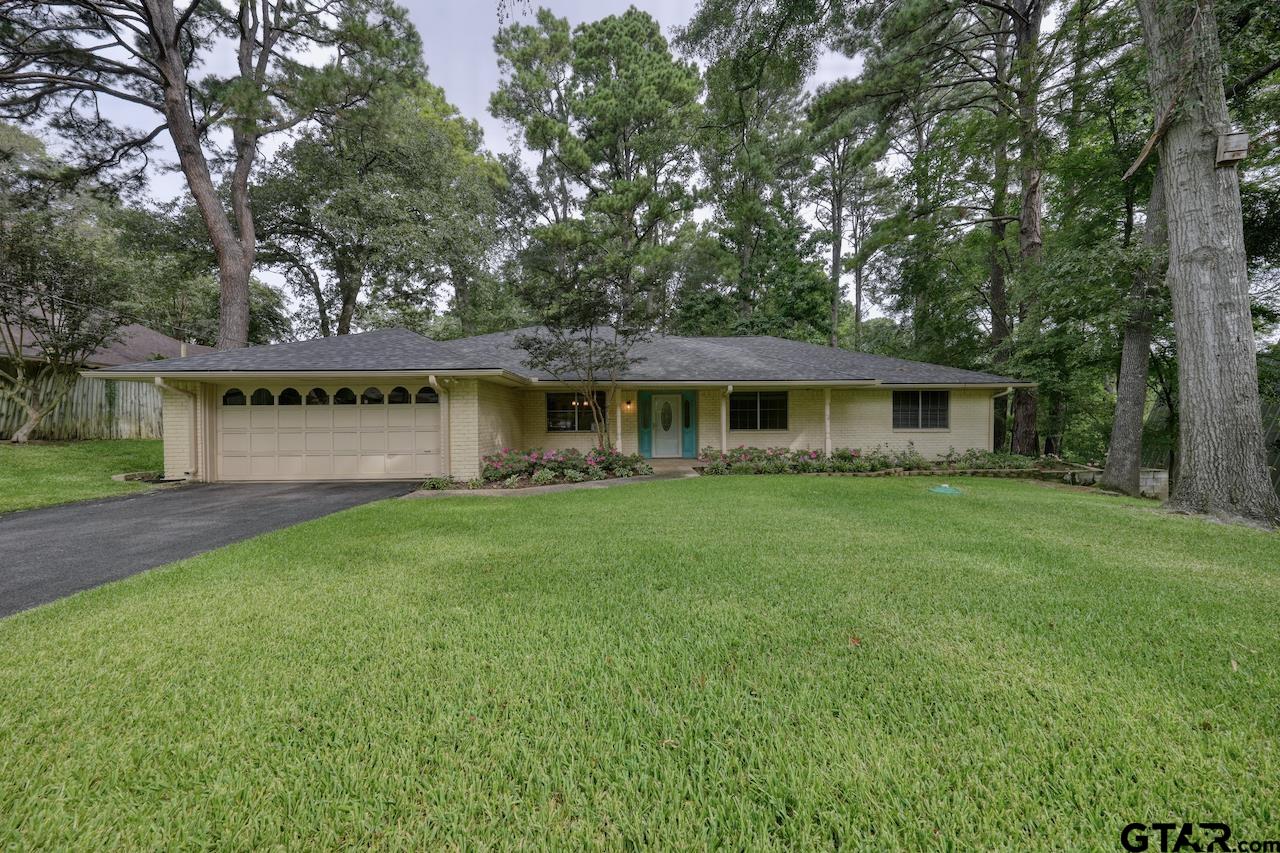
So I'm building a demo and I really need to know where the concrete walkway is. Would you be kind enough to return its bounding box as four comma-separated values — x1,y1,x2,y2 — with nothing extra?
0,481,413,618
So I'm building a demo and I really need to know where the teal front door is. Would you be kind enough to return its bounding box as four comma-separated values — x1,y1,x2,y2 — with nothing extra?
638,391,697,459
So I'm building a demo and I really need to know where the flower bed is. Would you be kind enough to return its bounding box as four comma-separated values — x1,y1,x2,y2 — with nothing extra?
698,446,1054,476
420,447,653,490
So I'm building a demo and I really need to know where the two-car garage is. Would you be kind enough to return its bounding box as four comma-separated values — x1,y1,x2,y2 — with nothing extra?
216,383,442,481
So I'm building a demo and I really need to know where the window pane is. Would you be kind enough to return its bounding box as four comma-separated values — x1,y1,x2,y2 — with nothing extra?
546,393,576,432
682,396,691,429
892,390,920,429
360,387,384,405
388,386,410,404
334,387,357,405
758,392,787,430
222,388,246,406
920,390,950,428
415,386,438,404
250,388,274,406
278,387,302,406
306,387,329,405
729,392,758,430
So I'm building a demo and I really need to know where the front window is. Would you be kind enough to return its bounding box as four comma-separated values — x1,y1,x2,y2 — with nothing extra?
892,390,950,429
546,392,606,432
729,391,787,430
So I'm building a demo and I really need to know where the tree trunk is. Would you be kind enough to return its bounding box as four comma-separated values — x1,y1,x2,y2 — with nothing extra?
1136,0,1280,525
1101,172,1166,496
853,263,863,351
453,265,474,337
150,0,252,350
1009,0,1044,457
335,253,363,336
829,173,844,348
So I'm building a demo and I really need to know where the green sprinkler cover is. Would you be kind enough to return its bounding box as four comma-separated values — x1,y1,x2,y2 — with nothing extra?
929,484,963,495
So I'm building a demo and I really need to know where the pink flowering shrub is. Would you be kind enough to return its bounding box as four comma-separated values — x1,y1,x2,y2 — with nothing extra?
698,445,930,474
481,447,652,483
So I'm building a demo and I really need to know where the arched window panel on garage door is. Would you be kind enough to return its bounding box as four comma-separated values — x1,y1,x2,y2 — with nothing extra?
278,387,302,406
416,386,439,404
250,388,274,406
306,387,329,405
222,388,246,406
333,387,357,405
388,386,411,404
361,387,384,405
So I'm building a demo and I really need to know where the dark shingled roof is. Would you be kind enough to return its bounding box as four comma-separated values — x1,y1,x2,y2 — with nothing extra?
96,326,1024,385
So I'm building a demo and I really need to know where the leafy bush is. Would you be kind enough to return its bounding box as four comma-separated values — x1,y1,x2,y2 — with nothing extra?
481,446,651,482
531,468,557,486
422,476,453,490
697,444,1049,476
563,469,587,483
502,474,522,489
466,478,485,490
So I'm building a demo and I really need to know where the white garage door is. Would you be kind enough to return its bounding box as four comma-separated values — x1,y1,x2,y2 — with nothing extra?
217,383,441,481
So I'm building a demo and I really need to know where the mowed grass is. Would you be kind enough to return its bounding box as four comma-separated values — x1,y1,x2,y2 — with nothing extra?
0,439,163,513
1,477,1278,849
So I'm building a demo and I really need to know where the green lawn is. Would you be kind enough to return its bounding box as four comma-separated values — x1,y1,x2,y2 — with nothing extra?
0,439,164,513
1,477,1277,849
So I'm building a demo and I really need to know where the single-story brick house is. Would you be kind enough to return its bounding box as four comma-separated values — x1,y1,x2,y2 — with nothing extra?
88,327,1030,482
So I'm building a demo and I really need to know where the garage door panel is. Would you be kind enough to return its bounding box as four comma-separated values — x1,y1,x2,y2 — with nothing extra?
218,386,441,481
387,431,415,452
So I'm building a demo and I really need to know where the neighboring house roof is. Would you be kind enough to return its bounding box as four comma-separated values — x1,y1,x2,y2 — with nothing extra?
8,322,213,367
93,326,1027,386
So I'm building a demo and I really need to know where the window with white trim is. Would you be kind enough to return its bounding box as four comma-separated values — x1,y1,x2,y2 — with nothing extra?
729,391,788,430
892,390,949,429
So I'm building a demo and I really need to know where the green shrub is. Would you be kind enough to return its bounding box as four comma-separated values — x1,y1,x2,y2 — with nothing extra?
422,476,453,490
502,474,523,489
531,468,557,486
466,478,485,490
563,469,587,483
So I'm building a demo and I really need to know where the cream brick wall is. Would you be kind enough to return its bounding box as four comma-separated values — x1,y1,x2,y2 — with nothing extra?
698,387,994,458
515,388,641,455
476,381,525,457
160,382,197,479
446,379,480,479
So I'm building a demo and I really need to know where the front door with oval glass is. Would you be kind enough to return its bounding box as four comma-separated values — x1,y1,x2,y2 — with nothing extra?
652,394,681,457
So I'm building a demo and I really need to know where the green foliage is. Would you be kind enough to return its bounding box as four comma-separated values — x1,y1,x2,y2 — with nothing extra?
697,445,1052,475
481,447,651,483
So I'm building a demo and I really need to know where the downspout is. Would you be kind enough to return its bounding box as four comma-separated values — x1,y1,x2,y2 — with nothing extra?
154,377,198,480
990,386,1014,452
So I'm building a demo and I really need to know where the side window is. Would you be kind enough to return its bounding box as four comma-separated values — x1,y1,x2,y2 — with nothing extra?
222,388,246,406
250,388,274,406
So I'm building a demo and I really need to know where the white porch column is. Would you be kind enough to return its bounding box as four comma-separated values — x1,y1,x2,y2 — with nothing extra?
616,395,623,450
435,377,451,477
824,387,832,455
720,386,729,451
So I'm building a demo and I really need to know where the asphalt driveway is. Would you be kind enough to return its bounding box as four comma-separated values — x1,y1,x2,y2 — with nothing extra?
0,481,414,618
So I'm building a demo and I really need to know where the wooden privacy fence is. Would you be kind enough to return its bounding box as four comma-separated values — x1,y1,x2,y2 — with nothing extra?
0,373,162,441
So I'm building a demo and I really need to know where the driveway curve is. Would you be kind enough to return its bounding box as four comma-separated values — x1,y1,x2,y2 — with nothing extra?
0,481,414,618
